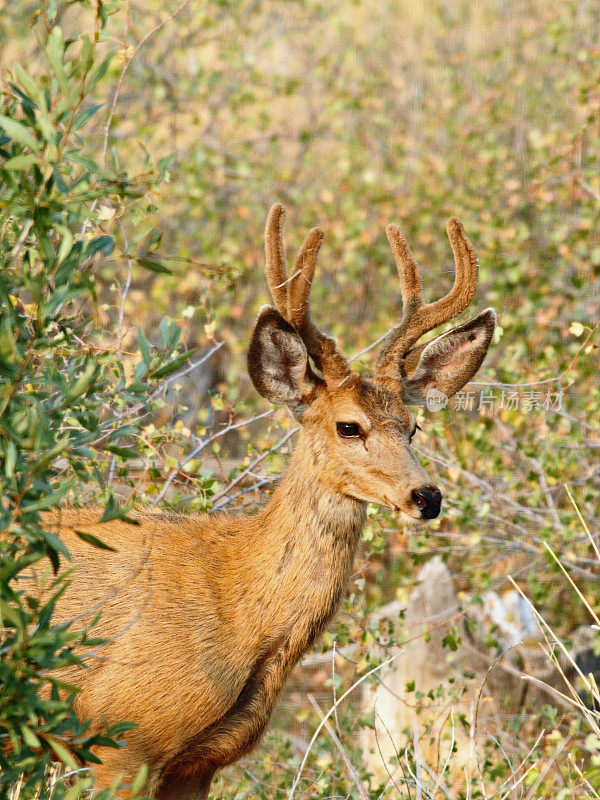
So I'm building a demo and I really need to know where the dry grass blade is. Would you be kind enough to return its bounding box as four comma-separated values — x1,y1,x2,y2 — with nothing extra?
507,577,600,732
522,737,571,800
565,482,600,562
540,540,600,628
488,728,545,800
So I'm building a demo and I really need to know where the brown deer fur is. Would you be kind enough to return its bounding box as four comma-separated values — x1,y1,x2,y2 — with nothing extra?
43,205,496,799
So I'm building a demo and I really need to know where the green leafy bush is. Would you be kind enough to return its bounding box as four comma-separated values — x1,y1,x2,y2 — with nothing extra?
0,4,195,796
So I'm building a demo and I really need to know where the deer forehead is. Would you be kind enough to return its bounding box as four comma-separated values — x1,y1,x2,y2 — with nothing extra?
322,377,414,431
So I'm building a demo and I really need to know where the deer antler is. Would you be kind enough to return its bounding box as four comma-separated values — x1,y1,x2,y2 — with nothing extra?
264,203,350,385
375,218,479,380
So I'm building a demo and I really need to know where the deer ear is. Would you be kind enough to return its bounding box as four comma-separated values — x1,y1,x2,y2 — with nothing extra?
247,306,322,418
403,308,496,405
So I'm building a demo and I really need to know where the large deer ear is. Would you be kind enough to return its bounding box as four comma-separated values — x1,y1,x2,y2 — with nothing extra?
247,306,322,419
402,308,496,405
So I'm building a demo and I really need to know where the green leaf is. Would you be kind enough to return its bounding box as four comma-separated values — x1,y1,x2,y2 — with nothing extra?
14,65,40,102
0,552,43,585
5,439,17,478
159,317,170,349
104,444,139,459
137,329,152,367
0,115,39,152
157,153,176,174
47,736,77,770
100,495,139,525
128,380,150,393
2,153,37,171
137,256,171,275
151,349,194,379
132,361,149,381
63,779,93,800
0,599,26,632
37,103,57,146
0,316,19,361
131,762,150,795
20,724,42,749
75,530,117,552
85,235,114,259
79,34,94,74
106,721,138,736
22,479,74,512
66,150,98,173
87,50,116,91
40,531,71,560
66,360,97,401
47,27,71,102
55,224,74,265
72,103,103,132
31,434,70,477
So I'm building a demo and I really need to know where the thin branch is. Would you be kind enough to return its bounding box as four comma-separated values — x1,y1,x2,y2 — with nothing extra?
432,708,455,800
306,694,370,800
211,476,274,510
101,0,192,169
9,220,33,269
90,342,224,445
210,426,298,508
152,409,276,506
413,713,422,800
81,0,192,234
108,218,134,487
115,218,133,349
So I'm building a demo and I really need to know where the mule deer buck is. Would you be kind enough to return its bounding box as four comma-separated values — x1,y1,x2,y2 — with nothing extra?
49,204,495,798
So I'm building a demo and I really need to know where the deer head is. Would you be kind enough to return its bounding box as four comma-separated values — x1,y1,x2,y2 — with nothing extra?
247,204,496,520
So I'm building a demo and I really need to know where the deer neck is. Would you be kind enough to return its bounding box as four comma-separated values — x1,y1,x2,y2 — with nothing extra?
242,428,366,643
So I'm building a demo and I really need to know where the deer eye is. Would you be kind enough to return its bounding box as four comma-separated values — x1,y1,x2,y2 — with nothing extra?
336,421,361,438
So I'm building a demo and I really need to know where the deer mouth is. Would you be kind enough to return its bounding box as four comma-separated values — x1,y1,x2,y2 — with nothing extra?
382,495,443,523
383,495,421,519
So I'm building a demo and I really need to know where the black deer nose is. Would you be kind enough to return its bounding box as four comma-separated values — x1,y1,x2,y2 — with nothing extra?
411,487,442,519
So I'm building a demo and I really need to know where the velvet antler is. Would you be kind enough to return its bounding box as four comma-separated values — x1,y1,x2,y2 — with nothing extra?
264,203,350,385
375,218,479,380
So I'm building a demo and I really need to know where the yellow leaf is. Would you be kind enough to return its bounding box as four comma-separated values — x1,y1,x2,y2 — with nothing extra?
448,466,461,482
569,321,585,337
97,205,116,221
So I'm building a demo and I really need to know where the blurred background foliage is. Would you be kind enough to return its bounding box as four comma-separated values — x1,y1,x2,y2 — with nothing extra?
0,0,599,797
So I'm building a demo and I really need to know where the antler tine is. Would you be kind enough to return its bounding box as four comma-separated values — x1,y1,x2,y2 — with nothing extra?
288,227,324,330
423,218,478,331
376,218,479,379
288,227,349,382
264,203,289,318
288,224,349,384
385,223,423,308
